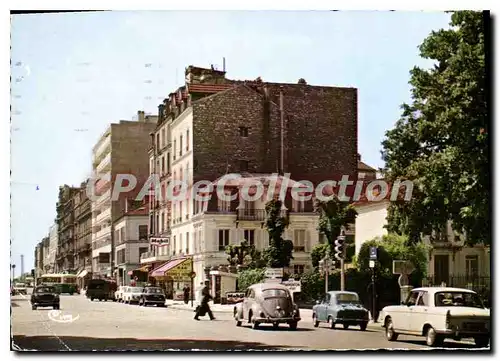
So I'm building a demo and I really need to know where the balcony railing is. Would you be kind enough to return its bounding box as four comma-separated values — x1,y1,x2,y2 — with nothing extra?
96,153,111,174
95,226,112,240
236,208,287,221
93,135,111,165
94,189,111,208
95,207,111,225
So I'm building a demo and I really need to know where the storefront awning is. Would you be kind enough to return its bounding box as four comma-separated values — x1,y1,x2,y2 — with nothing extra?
150,258,187,277
77,269,88,278
128,265,150,276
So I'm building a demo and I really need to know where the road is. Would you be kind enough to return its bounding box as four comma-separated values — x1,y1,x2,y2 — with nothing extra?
11,294,486,351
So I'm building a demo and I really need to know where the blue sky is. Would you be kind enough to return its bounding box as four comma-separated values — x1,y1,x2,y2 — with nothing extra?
10,10,451,271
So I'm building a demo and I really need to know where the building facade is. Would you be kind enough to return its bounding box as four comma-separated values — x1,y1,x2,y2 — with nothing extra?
74,180,93,287
46,223,58,274
56,185,79,273
91,111,157,278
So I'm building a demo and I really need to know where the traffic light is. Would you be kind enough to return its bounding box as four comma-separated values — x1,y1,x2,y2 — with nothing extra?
31,269,35,277
334,235,345,261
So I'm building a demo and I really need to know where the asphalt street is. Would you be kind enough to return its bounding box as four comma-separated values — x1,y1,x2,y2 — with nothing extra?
11,294,485,351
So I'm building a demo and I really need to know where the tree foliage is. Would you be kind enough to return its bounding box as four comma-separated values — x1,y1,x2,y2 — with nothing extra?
311,243,329,268
262,199,294,268
315,198,357,261
237,268,266,291
356,234,429,278
225,241,266,269
381,11,489,245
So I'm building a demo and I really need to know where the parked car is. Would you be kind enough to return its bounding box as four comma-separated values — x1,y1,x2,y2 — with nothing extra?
86,279,116,301
312,291,369,330
123,286,144,304
139,287,166,307
31,285,60,310
13,283,28,295
234,283,301,330
115,286,128,302
226,292,245,305
381,287,490,347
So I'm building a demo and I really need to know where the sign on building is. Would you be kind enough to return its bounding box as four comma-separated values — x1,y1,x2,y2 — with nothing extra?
165,258,192,282
281,279,301,293
150,237,170,247
264,268,283,279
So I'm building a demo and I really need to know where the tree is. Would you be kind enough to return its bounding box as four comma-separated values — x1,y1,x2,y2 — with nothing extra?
225,241,265,269
237,268,266,291
262,199,294,268
311,243,329,268
356,234,429,278
315,198,357,261
381,11,489,245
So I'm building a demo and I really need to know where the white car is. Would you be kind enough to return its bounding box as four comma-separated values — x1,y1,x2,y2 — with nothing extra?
123,286,144,304
115,286,128,302
381,287,490,347
14,283,28,295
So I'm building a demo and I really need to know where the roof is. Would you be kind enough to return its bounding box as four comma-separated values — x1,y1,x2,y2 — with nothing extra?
411,287,477,294
358,161,376,172
187,83,235,94
252,283,290,291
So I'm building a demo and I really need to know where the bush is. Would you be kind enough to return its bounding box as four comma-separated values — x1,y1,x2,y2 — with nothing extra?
237,268,265,291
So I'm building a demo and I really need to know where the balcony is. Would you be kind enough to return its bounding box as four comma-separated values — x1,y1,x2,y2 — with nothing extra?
96,153,111,175
140,251,170,264
95,225,111,240
95,207,111,225
93,135,111,165
237,208,266,221
94,189,111,208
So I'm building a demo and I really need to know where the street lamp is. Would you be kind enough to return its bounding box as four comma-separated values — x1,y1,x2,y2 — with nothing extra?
11,264,16,281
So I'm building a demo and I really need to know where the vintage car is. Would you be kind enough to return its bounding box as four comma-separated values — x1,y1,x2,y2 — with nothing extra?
381,287,490,347
234,283,301,330
139,287,166,307
13,283,28,295
312,291,369,330
31,285,60,310
123,286,144,304
115,286,128,302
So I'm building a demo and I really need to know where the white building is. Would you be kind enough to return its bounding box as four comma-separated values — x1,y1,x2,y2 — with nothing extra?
46,224,58,274
113,203,150,286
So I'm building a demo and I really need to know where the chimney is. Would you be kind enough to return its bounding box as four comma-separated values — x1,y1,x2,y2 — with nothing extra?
358,153,361,162
138,110,145,122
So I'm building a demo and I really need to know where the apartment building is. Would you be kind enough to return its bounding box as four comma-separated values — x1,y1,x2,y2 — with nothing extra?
35,240,46,279
114,200,150,286
55,185,79,273
46,223,58,274
73,180,93,287
91,112,157,278
143,65,358,295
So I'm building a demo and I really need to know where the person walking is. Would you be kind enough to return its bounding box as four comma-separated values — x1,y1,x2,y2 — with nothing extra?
194,280,215,321
183,285,190,304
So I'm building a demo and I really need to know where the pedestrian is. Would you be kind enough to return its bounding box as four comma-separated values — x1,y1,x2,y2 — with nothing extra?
194,280,215,321
183,285,190,304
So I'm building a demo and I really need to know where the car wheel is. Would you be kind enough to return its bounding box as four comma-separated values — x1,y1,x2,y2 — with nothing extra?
343,324,349,330
289,322,298,331
70,293,73,295
360,322,368,331
54,304,60,310
31,305,36,310
474,336,489,348
425,326,442,347
312,313,319,328
251,317,260,329
273,322,279,329
385,318,398,341
328,317,336,329
90,297,94,301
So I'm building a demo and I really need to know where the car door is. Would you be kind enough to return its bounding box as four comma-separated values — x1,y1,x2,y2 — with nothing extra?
397,290,419,332
319,294,331,321
409,291,429,332
314,294,326,321
242,288,252,320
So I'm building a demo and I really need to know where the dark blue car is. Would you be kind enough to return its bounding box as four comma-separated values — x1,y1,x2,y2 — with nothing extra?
312,291,369,330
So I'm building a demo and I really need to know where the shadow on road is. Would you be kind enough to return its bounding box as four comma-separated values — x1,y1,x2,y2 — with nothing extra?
12,335,296,351
400,339,489,351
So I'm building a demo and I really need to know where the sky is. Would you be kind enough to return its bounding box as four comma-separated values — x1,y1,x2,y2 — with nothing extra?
10,10,452,271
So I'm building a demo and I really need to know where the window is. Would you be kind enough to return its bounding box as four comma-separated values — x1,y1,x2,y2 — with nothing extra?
218,229,230,251
179,201,183,220
244,230,255,247
161,156,165,174
239,160,249,172
166,153,171,173
173,139,177,160
149,215,154,234
292,199,305,212
179,234,183,254
293,230,306,252
179,135,183,156
138,247,148,260
156,134,160,152
186,232,190,254
155,215,159,234
405,291,419,306
160,213,165,233
186,129,189,151
218,191,231,212
293,264,305,275
417,292,429,306
466,255,479,277
173,236,176,255
150,159,154,174
239,126,249,137
161,128,165,148
193,231,197,254
120,228,125,243
180,167,183,181
138,225,148,240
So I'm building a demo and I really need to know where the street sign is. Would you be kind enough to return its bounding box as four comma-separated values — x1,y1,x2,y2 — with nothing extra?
189,271,196,279
369,260,375,268
264,268,283,279
369,247,377,260
281,280,301,293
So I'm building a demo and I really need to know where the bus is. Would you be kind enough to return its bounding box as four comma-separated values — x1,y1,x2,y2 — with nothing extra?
37,274,79,295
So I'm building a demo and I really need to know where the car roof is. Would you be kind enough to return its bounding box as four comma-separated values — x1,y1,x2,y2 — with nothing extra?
251,283,290,292
328,291,358,295
411,287,477,294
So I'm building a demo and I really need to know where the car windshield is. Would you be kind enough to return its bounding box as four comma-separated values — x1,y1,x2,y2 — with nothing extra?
262,289,289,298
337,293,360,304
146,288,163,294
15,283,26,287
36,287,54,293
130,287,142,293
434,291,484,308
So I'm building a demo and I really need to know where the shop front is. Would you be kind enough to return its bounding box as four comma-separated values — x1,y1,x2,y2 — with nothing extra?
149,257,194,300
